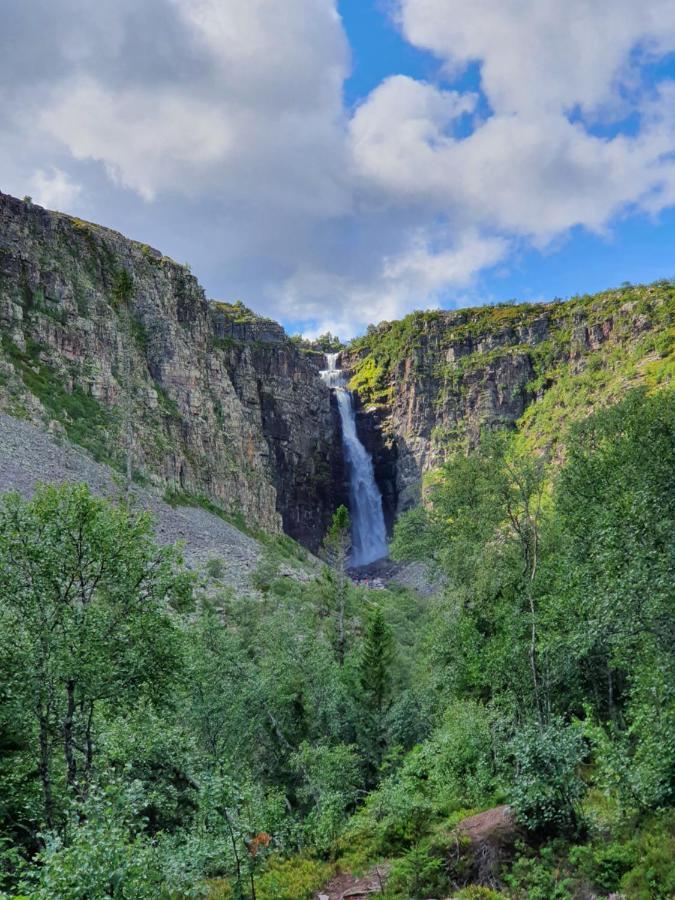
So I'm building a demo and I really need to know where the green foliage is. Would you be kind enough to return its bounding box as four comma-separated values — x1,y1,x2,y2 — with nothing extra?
551,389,675,812
111,268,134,307
1,336,116,463
19,781,202,899
618,814,675,899
254,856,332,900
162,488,252,536
569,839,637,892
290,332,344,357
322,504,351,568
510,720,586,833
385,842,446,898
358,606,395,779
204,556,225,579
384,389,672,890
348,279,673,454
503,843,575,899
0,386,672,897
453,889,503,900
291,742,361,852
348,310,446,405
0,484,190,831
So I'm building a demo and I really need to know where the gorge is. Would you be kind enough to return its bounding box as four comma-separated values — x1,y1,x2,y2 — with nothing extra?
0,192,673,900
0,191,672,556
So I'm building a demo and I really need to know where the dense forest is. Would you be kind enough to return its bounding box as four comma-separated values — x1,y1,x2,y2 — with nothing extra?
0,386,672,899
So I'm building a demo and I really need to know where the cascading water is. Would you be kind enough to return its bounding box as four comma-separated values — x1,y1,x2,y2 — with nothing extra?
320,353,388,566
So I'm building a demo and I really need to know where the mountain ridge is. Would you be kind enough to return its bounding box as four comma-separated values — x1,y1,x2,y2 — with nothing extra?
1,190,672,545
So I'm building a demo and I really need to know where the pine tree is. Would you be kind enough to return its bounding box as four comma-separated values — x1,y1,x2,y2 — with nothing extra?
321,505,351,665
358,606,394,780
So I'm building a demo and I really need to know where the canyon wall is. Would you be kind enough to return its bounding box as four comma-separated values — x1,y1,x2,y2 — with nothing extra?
0,192,671,545
344,288,672,514
0,192,343,548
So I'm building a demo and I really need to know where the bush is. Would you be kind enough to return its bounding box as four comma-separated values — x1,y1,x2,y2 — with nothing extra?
619,816,675,899
510,720,586,834
20,783,202,899
569,839,636,892
205,557,225,579
504,844,574,900
255,856,332,900
385,843,446,898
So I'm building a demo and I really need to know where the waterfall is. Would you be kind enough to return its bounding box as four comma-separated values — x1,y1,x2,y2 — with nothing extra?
320,353,388,566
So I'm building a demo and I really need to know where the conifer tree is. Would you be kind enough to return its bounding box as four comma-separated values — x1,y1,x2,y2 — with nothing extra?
358,606,394,779
321,505,351,665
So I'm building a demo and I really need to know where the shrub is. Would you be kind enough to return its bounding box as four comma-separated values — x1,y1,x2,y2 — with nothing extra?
503,843,574,900
510,720,586,834
205,557,225,579
255,856,332,900
619,816,675,899
385,843,446,898
20,783,202,899
570,840,636,892
112,269,134,306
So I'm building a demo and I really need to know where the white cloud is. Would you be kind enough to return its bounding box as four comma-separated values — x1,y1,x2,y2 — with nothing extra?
29,167,82,211
40,80,234,201
351,76,675,241
396,0,675,116
2,0,675,336
276,228,509,336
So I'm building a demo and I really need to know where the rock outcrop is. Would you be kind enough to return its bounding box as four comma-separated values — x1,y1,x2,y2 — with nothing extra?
343,288,672,514
0,192,342,549
1,192,671,544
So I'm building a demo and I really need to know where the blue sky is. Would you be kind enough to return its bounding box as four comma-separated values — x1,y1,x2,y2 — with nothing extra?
339,0,675,307
2,0,675,335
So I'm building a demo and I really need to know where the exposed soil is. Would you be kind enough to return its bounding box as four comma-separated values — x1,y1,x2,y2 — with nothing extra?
315,864,389,899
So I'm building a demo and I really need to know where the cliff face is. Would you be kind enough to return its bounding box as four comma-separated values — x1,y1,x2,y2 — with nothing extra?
1,193,671,545
0,192,341,548
344,286,673,513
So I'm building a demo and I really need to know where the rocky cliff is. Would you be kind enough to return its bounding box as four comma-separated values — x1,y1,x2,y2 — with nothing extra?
1,192,671,545
343,286,673,514
0,192,343,549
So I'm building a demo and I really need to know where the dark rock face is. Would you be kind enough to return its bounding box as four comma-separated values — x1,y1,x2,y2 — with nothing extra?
353,401,398,535
0,192,341,549
221,339,345,548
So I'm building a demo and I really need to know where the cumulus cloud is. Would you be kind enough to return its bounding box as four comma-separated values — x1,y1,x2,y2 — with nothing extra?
396,0,675,116
350,76,675,240
2,0,675,335
278,228,509,337
28,167,82,211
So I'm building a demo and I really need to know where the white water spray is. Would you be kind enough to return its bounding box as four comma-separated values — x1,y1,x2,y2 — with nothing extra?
320,353,388,566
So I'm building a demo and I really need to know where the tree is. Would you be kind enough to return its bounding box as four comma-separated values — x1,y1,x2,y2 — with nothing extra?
0,484,190,829
550,389,675,809
391,431,549,723
321,506,352,665
358,606,394,780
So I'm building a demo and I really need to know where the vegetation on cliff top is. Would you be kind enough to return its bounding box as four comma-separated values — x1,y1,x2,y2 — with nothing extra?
347,279,674,453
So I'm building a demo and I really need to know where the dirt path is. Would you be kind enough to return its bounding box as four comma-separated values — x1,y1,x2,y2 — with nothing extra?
315,864,388,899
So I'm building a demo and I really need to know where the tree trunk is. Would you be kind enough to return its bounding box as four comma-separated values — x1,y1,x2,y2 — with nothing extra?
38,709,54,829
64,679,77,793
